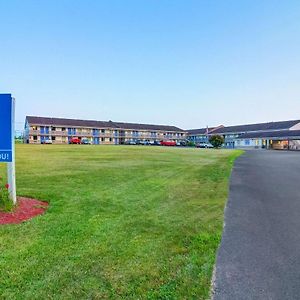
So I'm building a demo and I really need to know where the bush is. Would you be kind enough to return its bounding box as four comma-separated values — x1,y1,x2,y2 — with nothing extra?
209,135,224,148
0,177,13,212
187,141,195,147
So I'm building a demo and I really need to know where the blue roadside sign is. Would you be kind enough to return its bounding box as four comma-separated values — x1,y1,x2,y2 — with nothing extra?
0,94,13,162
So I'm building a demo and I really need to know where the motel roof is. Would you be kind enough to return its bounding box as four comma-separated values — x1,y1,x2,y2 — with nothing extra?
187,127,216,135
26,116,185,132
237,130,300,139
112,122,184,132
212,120,300,134
187,126,223,135
26,116,113,129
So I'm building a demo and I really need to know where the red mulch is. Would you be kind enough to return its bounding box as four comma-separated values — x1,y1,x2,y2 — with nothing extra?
0,197,48,225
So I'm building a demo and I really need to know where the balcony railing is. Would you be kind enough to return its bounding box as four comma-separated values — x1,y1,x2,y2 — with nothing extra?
29,129,186,139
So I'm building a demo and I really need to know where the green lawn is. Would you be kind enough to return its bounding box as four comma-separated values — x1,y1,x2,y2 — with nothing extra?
0,145,242,299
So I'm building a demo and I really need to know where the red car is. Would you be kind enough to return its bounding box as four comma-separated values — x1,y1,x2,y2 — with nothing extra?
69,137,81,144
160,140,176,146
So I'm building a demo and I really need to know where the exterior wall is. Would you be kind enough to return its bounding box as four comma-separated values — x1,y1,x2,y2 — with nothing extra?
26,122,187,145
24,120,30,143
187,134,208,144
222,133,241,149
235,138,300,150
235,138,264,149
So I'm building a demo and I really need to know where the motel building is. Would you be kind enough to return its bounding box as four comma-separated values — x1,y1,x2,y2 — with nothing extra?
24,116,187,145
235,130,300,150
188,119,300,150
187,126,223,144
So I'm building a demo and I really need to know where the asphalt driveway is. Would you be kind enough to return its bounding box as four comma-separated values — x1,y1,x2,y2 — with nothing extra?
213,150,300,300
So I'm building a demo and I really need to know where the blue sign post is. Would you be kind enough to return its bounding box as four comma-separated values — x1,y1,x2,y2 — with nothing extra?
0,94,16,204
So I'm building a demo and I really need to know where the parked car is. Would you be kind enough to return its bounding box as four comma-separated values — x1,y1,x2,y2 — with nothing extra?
125,140,137,145
149,141,160,146
196,143,214,148
41,139,52,144
160,141,176,146
137,140,149,145
81,138,91,145
138,140,150,145
69,137,81,144
176,141,187,146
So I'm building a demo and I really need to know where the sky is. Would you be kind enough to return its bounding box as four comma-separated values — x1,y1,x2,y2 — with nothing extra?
1,0,300,131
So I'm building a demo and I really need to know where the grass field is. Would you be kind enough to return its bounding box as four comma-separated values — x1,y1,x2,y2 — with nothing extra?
0,145,242,299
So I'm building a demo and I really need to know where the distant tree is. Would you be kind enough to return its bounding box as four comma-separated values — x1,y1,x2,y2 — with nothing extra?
209,135,224,148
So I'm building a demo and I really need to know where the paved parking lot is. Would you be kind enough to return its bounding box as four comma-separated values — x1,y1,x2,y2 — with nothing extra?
213,150,300,300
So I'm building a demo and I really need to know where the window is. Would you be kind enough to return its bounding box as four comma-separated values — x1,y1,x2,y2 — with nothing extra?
62,127,66,131
109,138,112,142
51,127,56,131
32,126,37,130
33,135,37,141
101,137,104,142
245,139,250,145
51,136,56,141
101,129,105,133
93,129,100,135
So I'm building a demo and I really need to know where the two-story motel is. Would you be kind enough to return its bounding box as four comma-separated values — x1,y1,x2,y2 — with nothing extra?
24,116,187,145
24,116,300,150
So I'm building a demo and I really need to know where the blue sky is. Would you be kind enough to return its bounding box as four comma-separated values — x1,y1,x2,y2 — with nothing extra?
1,0,300,131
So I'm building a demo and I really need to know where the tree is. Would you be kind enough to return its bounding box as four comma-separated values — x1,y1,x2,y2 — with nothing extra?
209,135,224,148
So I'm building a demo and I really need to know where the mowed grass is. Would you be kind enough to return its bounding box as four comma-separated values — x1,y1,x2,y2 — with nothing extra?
0,145,242,299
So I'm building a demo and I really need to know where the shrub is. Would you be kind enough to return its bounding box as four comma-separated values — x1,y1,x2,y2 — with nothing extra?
0,177,13,212
209,135,224,148
187,141,195,147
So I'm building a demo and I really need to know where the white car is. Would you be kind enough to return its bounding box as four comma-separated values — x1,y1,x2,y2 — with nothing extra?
196,143,213,148
42,139,53,144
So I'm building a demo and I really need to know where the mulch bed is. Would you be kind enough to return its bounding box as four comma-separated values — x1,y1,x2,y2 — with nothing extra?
0,197,48,225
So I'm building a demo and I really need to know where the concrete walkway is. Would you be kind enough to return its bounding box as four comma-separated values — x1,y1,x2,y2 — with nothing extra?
213,150,300,300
